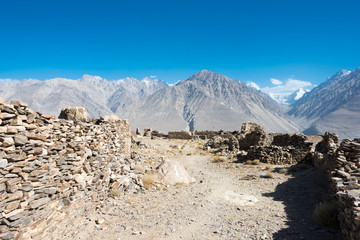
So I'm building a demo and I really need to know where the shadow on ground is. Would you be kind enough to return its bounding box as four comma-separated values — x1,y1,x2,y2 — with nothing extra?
263,166,341,240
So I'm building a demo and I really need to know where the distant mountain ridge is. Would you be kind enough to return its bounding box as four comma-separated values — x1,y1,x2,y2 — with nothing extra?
118,70,299,133
288,68,359,139
0,75,168,117
3,68,359,139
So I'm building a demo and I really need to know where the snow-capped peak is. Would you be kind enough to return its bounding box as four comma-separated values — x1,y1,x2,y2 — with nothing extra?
293,88,309,100
141,77,154,86
81,74,104,82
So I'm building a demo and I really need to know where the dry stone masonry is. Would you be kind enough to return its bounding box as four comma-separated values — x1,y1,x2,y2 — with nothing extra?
204,122,360,239
315,137,360,240
0,100,142,239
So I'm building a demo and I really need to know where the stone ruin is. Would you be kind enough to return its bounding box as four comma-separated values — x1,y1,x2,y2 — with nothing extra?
0,99,144,239
205,122,360,239
204,122,326,164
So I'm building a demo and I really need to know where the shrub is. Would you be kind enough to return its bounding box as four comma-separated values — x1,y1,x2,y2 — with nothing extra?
109,189,122,198
252,159,260,165
246,159,260,165
212,155,226,163
133,165,145,173
142,174,157,190
264,173,274,179
313,201,339,227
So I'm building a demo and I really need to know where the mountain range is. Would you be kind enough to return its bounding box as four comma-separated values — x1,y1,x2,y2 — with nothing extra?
118,70,299,133
0,68,359,139
289,68,359,139
0,75,168,117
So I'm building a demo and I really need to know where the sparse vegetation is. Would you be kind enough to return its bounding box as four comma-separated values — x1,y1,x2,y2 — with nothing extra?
298,163,309,169
142,173,157,190
109,188,122,198
288,165,298,172
212,155,226,163
263,165,274,172
263,173,274,179
313,201,339,227
133,165,145,173
246,159,260,165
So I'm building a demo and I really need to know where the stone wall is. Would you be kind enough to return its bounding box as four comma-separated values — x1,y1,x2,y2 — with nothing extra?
204,123,359,238
193,131,221,140
315,137,360,240
0,100,141,239
168,131,193,140
204,122,322,164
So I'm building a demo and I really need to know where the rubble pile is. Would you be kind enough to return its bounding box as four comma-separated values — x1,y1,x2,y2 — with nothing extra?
0,99,141,239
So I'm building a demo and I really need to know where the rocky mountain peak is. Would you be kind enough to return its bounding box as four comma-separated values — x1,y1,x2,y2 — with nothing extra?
80,74,104,82
184,69,234,87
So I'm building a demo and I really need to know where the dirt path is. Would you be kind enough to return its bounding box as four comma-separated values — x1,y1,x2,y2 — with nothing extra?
48,137,339,240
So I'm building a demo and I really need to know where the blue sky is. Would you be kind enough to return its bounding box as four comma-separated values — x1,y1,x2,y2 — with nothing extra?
0,0,359,89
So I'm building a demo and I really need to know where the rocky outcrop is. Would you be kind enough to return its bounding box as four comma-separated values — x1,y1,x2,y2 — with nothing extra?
0,99,140,239
58,107,88,121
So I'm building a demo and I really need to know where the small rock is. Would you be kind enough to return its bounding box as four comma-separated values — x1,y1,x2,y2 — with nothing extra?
14,134,28,146
0,159,8,168
2,137,14,147
96,218,105,224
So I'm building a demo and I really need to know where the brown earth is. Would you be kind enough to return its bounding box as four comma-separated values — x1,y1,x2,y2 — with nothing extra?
45,137,340,240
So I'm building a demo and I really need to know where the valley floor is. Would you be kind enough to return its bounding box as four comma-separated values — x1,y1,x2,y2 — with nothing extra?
45,138,340,240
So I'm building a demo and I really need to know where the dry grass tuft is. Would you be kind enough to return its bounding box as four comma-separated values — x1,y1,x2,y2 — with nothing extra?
212,155,226,163
246,159,260,165
313,201,339,227
133,165,145,173
246,160,253,165
288,165,298,173
109,189,122,198
252,159,260,165
263,173,274,179
142,173,157,190
263,165,274,171
298,163,309,169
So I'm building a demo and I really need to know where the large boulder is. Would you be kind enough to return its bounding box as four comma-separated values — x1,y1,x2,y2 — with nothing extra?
156,159,195,185
58,107,88,121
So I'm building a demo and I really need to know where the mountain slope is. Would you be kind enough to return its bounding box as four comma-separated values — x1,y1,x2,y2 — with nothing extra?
289,68,360,139
119,70,299,133
0,75,168,117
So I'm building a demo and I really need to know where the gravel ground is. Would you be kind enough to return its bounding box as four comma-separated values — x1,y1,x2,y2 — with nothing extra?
48,137,340,240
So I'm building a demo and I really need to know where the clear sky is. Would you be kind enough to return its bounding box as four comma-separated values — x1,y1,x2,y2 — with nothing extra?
0,0,359,88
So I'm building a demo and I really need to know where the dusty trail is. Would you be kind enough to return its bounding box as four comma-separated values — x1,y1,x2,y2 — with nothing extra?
47,138,339,240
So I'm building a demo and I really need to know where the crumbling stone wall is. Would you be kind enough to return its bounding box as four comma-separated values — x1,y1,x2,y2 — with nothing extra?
315,137,360,240
204,122,321,164
168,131,193,140
193,131,220,140
0,100,140,239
